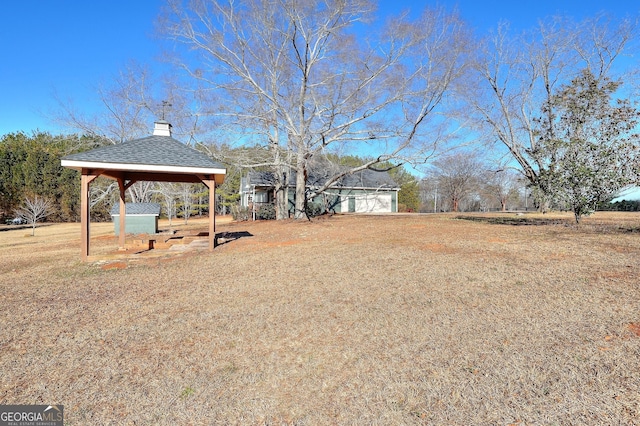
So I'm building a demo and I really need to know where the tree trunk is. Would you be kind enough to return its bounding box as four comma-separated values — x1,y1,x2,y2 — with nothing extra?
294,154,308,220
274,166,288,220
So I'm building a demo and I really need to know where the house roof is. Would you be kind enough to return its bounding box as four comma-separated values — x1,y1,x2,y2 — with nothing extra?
61,135,226,178
110,203,161,216
328,169,399,189
246,168,399,190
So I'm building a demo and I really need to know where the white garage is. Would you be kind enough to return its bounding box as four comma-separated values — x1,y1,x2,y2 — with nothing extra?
341,193,394,213
241,167,400,215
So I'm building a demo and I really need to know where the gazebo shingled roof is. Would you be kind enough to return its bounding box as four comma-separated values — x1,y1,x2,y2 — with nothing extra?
61,121,226,261
63,135,224,172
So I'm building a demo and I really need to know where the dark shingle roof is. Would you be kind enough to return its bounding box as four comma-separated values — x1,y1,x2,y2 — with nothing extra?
337,169,398,188
247,168,399,190
62,135,224,169
110,203,161,216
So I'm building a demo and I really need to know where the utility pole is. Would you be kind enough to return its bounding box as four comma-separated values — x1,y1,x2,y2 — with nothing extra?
434,184,438,213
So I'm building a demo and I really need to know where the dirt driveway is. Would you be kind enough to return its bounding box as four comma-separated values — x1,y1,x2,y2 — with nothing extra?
0,212,639,424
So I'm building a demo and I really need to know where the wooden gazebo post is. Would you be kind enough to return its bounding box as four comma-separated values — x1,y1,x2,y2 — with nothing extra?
116,178,137,251
118,179,127,250
80,171,99,262
202,177,216,251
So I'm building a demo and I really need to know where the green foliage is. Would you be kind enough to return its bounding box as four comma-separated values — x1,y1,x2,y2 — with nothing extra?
531,70,640,223
598,199,640,212
231,205,249,221
305,202,324,218
179,386,195,399
0,132,87,222
256,203,276,220
388,167,420,211
216,165,242,214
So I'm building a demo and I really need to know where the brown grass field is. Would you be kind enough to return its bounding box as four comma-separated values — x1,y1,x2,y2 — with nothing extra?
1,212,639,425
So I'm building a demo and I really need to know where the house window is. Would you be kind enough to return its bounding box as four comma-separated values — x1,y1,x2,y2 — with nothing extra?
254,191,269,203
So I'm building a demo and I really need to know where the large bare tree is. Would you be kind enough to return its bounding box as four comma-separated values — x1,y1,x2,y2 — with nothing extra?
55,62,202,205
480,169,521,212
462,15,639,209
162,0,470,218
430,151,485,212
55,63,162,145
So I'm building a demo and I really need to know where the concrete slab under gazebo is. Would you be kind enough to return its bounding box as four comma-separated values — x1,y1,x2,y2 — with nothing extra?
61,121,226,261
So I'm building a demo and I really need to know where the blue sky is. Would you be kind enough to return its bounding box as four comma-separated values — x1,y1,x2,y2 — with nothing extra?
1,0,637,137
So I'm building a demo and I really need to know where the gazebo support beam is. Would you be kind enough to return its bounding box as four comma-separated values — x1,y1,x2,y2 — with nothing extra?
116,178,137,250
80,171,100,262
117,179,127,250
201,178,216,251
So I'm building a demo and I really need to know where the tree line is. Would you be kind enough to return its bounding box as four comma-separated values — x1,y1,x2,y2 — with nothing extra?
0,129,634,223
1,133,421,223
0,132,81,222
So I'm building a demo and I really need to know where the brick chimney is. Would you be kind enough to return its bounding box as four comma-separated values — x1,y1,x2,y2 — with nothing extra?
153,120,172,137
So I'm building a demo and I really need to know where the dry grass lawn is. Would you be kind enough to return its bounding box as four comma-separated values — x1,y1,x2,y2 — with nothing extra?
0,212,639,425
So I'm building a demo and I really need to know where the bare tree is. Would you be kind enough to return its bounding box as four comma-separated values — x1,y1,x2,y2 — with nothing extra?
462,15,638,209
127,181,155,203
54,63,162,146
14,195,53,236
153,182,179,227
54,62,196,209
177,183,200,224
481,169,521,211
430,151,484,212
162,0,471,219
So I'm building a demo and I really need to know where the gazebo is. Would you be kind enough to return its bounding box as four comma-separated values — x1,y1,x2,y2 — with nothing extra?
61,121,226,261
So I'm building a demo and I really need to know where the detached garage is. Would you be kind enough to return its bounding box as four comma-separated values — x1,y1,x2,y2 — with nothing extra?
240,167,400,215
341,193,394,213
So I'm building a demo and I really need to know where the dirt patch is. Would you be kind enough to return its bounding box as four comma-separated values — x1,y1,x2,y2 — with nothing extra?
0,212,639,424
100,261,128,270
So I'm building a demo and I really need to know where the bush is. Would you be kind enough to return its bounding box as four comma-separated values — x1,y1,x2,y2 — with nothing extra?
256,204,276,220
306,202,325,218
231,205,249,221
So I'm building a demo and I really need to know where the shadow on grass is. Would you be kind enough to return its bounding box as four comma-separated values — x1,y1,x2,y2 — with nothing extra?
455,215,570,226
455,215,640,233
214,231,253,247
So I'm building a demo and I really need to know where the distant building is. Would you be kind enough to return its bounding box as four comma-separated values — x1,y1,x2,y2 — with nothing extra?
240,168,400,216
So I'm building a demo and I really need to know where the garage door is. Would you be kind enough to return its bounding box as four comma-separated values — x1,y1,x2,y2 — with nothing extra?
339,194,392,213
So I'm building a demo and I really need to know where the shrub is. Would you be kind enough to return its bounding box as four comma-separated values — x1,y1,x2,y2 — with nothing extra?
231,205,249,221
306,202,325,218
256,204,276,220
